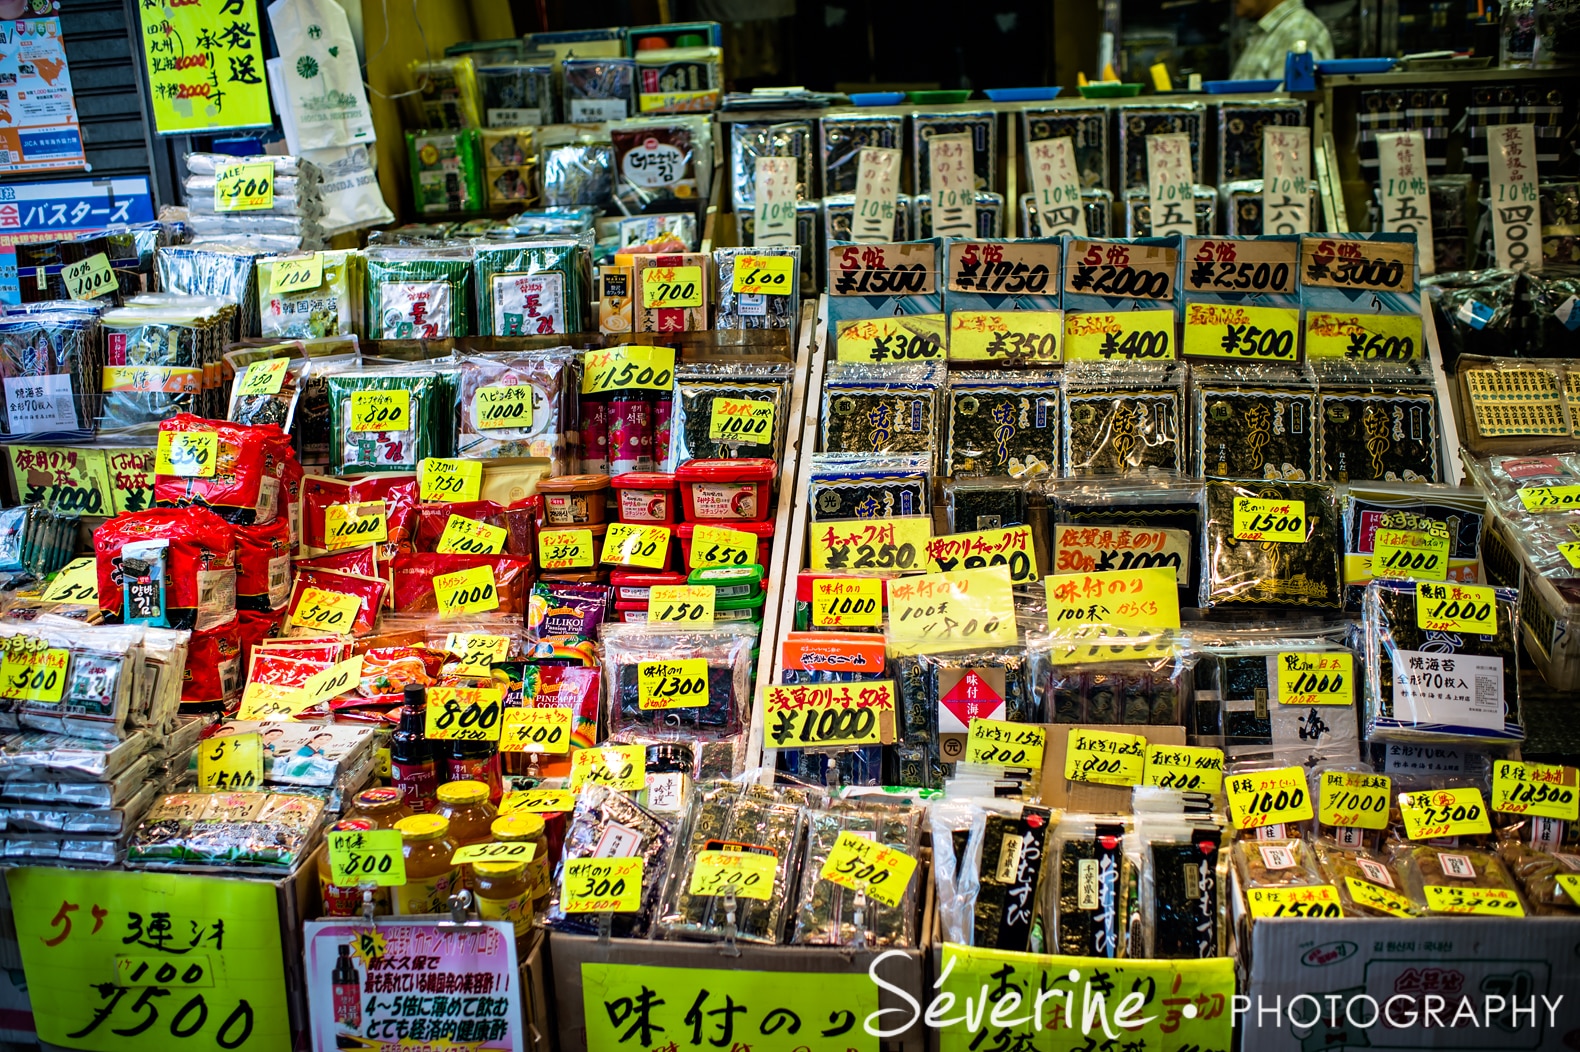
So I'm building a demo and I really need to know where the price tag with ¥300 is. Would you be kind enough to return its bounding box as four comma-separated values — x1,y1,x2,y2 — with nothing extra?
474,384,534,430
638,658,709,709
40,557,97,604
446,632,510,675
1491,760,1580,822
1371,525,1450,582
434,565,499,617
690,849,776,901
820,831,919,908
155,430,217,478
1275,651,1353,706
350,391,410,432
811,577,883,628
436,515,506,556
500,706,574,754
1232,496,1306,543
731,255,794,295
214,161,274,211
1520,485,1580,513
1415,582,1497,635
887,566,1019,649
601,522,670,569
835,314,947,364
540,528,595,570
580,345,676,395
570,745,646,792
689,525,758,569
648,585,714,625
1399,787,1491,840
269,254,323,295
965,719,1046,768
62,253,116,301
561,857,644,913
425,687,504,742
1318,771,1392,829
328,827,406,887
708,397,775,443
198,733,263,792
642,265,704,309
1142,744,1224,793
420,458,482,502
323,501,388,550
501,789,576,814
236,357,291,397
1245,885,1344,919
288,587,362,633
810,517,930,572
1225,766,1314,829
1064,728,1147,786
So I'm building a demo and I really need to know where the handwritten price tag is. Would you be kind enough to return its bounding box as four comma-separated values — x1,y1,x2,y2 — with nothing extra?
829,242,938,296
641,265,703,309
708,397,775,443
562,857,643,912
928,132,976,237
1301,236,1415,295
638,658,709,709
1182,304,1300,362
570,744,646,791
447,632,509,677
581,345,676,394
1520,485,1580,513
811,578,883,628
1318,772,1391,829
420,458,482,502
539,528,594,570
1346,877,1416,918
1245,885,1343,919
1142,744,1224,793
425,687,504,742
452,841,536,866
40,557,98,605
501,789,577,814
689,525,757,569
1027,137,1086,237
1422,885,1524,917
436,515,506,556
647,586,714,625
926,525,1038,584
690,849,776,901
811,517,929,572
731,255,793,294
288,587,361,633
1415,582,1497,635
1063,309,1175,361
199,733,263,792
1044,567,1181,631
434,565,499,617
852,147,902,243
475,385,534,430
1233,497,1306,543
298,655,365,709
1304,311,1421,360
1064,728,1147,786
1371,526,1450,581
763,681,894,749
500,706,574,754
350,391,410,432
268,254,323,294
947,240,1059,295
964,719,1046,767
820,832,918,907
214,161,274,211
1184,238,1299,295
888,566,1017,649
1275,652,1353,706
62,253,116,300
155,430,217,478
237,683,310,721
323,502,388,550
328,828,406,887
835,314,947,364
601,522,671,569
949,310,1062,362
236,357,291,396
1399,787,1491,839
1491,760,1579,821
752,156,797,247
1226,766,1314,829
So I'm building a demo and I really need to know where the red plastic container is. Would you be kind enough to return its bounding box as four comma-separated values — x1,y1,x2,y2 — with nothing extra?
610,569,687,603
675,520,776,570
674,458,776,522
609,471,680,525
613,600,650,623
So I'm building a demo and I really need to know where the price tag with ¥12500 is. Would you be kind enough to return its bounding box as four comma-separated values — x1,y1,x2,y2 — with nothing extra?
561,857,644,913
1371,525,1450,581
1415,582,1497,635
731,255,794,295
1064,728,1147,786
288,587,361,633
500,706,574,754
420,458,482,502
648,585,715,625
1399,787,1491,840
820,831,919,907
689,525,757,569
601,523,671,569
811,517,929,572
425,687,504,742
328,827,406,887
690,849,777,901
965,719,1046,768
436,515,506,556
1225,766,1314,829
638,658,709,709
811,577,883,628
570,745,646,792
323,501,388,550
1491,760,1580,822
708,397,775,443
269,254,323,295
540,528,595,570
1233,496,1306,543
1275,651,1353,706
888,566,1018,649
763,681,894,750
350,390,409,432
1318,771,1392,829
1142,744,1224,793
434,565,499,618
198,733,263,792
156,430,217,478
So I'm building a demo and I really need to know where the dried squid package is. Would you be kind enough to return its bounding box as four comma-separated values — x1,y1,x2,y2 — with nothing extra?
820,113,904,195
1202,480,1342,610
256,250,363,339
943,371,1060,479
821,363,943,459
473,239,587,337
892,647,1035,788
791,802,924,947
1045,815,1133,957
325,369,444,475
456,350,575,468
1062,360,1186,477
713,246,800,333
364,247,474,340
1138,817,1227,959
1192,363,1320,482
600,623,756,758
545,785,674,938
1313,358,1442,483
0,310,99,440
1363,578,1523,745
669,358,792,464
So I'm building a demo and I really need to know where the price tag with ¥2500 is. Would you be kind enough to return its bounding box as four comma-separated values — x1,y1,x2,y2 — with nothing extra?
40,557,98,604
965,719,1046,768
638,658,709,709
570,745,646,791
1062,310,1175,362
501,789,577,814
420,458,482,502
323,501,388,550
425,687,504,742
689,525,757,569
1182,304,1300,363
648,585,714,625
156,430,217,478
762,681,894,749
1064,728,1147,786
1142,744,1224,793
288,587,362,633
835,314,947,364
1371,525,1450,581
1245,885,1344,919
1044,567,1181,631
925,525,1039,584
237,357,292,396
811,517,930,572
888,566,1018,649
298,655,365,709
581,345,676,395
474,385,534,430
642,265,704,309
562,857,644,913
269,254,323,295
1233,496,1306,543
731,255,794,295
447,632,510,675
1491,760,1580,821
690,849,776,901
1225,766,1314,829
1415,582,1497,635
500,706,574,754
811,577,883,628
62,253,116,301
1318,771,1392,829
434,565,499,617
1275,651,1353,706
820,831,919,907
214,161,274,211
708,397,775,443
948,311,1062,363
1399,787,1491,839
350,391,409,432
1305,311,1421,360
436,515,506,556
602,523,671,569
328,827,406,887
1422,885,1525,917
1520,485,1580,513
540,528,595,570
452,841,537,866
198,733,263,792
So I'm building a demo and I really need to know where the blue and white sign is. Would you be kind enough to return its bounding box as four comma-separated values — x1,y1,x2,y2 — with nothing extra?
0,177,155,243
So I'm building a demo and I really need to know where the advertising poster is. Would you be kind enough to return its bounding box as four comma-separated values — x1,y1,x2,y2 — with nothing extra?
138,0,272,134
0,17,84,172
0,176,156,243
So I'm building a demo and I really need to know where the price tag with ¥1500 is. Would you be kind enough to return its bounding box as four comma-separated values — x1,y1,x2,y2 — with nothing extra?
1275,651,1353,706
561,857,643,913
425,687,504,742
1233,497,1306,543
835,314,947,364
948,311,1062,363
638,658,709,709
62,253,116,301
288,587,362,633
1421,885,1524,917
601,522,671,569
1491,760,1580,821
328,827,406,887
690,849,776,901
1062,309,1176,362
436,515,506,556
570,745,646,791
888,566,1018,649
156,430,217,478
642,265,704,309
500,706,574,754
540,528,595,570
1245,885,1344,919
925,525,1038,584
1044,567,1181,631
1064,728,1147,786
811,577,883,628
965,719,1046,768
447,632,510,675
420,458,482,502
1520,485,1580,513
269,254,323,295
1318,771,1391,829
474,385,534,430
1415,582,1497,635
500,789,576,814
762,681,894,750
198,733,263,792
648,585,714,625
689,525,757,569
40,557,97,604
1305,311,1421,361
1399,787,1491,840
731,255,794,295
434,565,499,618
811,517,930,572
1371,525,1450,581
708,397,775,443
1225,766,1314,829
236,357,291,396
820,831,919,907
214,161,274,211
350,390,409,432
1142,744,1224,793
581,345,676,395
323,501,388,550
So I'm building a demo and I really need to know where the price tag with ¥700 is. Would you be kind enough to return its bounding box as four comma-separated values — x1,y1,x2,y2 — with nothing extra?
420,458,482,502
268,254,323,295
601,523,671,569
350,391,410,432
1064,728,1147,786
811,517,930,572
819,831,918,907
811,577,883,628
648,585,714,625
236,357,291,397
425,687,504,742
1225,765,1313,829
289,587,361,633
323,501,388,550
433,565,499,618
436,515,506,556
1414,582,1497,635
561,857,643,912
638,658,709,709
1318,771,1391,829
642,265,704,309
1142,744,1224,793
1399,787,1491,840
689,849,776,901
328,827,406,887
1232,496,1306,543
965,719,1046,768
1275,651,1353,706
156,430,217,478
540,528,595,570
500,706,574,754
570,745,646,791
731,255,794,295
689,525,757,569
1491,760,1580,822
198,733,263,792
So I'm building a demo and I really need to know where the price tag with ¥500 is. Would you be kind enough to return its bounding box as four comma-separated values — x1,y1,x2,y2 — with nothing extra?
1225,766,1314,829
198,732,263,792
40,557,98,604
323,501,388,550
647,585,714,625
689,525,758,569
452,840,537,866
156,430,217,478
638,658,709,709
214,161,274,211
1182,304,1300,363
1142,744,1224,793
570,745,646,792
436,515,506,556
540,528,595,570
689,849,776,901
500,706,574,754
328,827,406,887
425,687,504,742
288,587,361,633
420,458,482,502
820,831,918,907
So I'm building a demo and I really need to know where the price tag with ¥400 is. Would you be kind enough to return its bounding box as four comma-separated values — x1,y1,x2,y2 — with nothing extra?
500,706,574,754
570,745,646,792
1062,310,1175,362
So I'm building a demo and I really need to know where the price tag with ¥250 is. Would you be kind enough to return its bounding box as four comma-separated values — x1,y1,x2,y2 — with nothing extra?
811,517,930,572
1233,497,1306,543
540,529,595,570
581,345,676,394
1044,567,1181,631
562,857,643,912
888,566,1018,649
500,706,574,754
1371,525,1450,581
1245,885,1344,919
198,733,263,792
328,828,406,887
1491,760,1580,821
425,687,504,742
156,430,217,478
420,458,482,502
648,585,714,625
1142,744,1224,793
447,632,510,675
1275,651,1353,706
474,385,534,430
762,681,893,749
1064,728,1146,786
434,565,499,617
731,255,794,295
436,515,506,556
811,578,883,628
570,745,646,791
1225,766,1314,829
965,719,1046,768
708,397,775,443
40,557,98,604
638,658,709,709
269,254,323,295
323,501,388,550
1318,771,1391,829
689,525,757,569
601,523,671,569
237,357,291,396
1399,787,1491,839
820,831,918,907
1415,582,1497,635
288,587,362,633
501,789,576,814
690,849,776,900
350,391,409,432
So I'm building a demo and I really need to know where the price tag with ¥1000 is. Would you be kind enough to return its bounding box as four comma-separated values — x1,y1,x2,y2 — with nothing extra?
474,384,534,431
540,528,595,570
689,525,758,569
1225,766,1314,829
1044,567,1181,631
198,733,263,792
642,265,704,309
1062,309,1176,362
501,789,577,814
1064,728,1147,786
236,357,291,397
323,501,388,550
1422,885,1525,917
1233,496,1306,543
289,587,362,633
810,516,930,572
648,585,714,625
436,515,506,556
434,565,499,618
762,681,894,750
581,345,676,395
834,314,947,364
1371,525,1450,582
820,831,919,907
268,254,323,295
965,719,1046,768
1414,582,1497,635
1142,744,1224,793
40,557,97,604
1520,485,1580,514
328,828,406,887
570,745,646,792
562,857,644,913
1305,311,1421,361
708,397,775,443
732,255,794,295
420,458,482,502
452,840,537,866
926,525,1039,584
1318,771,1392,829
297,655,365,709
811,577,883,628
350,391,410,432
1245,885,1344,919
425,687,504,742
1275,651,1353,706
500,706,574,754
1182,304,1300,363
887,565,1019,649
62,252,116,301
638,658,710,710
948,311,1062,363
214,161,274,211
601,522,671,569
155,430,217,478
447,632,510,675
690,849,776,901
1399,787,1491,840
1491,760,1580,822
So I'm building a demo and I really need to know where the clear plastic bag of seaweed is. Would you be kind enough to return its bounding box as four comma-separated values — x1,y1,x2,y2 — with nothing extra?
790,799,924,948
226,350,309,432
599,622,757,764
543,784,676,939
455,348,577,468
669,357,793,465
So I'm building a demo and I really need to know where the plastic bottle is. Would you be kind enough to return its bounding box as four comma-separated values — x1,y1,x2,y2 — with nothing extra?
390,684,438,813
332,943,362,1026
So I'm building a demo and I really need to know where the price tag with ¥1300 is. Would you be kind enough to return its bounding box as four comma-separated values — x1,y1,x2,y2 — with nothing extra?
540,528,595,570
425,687,504,742
638,658,709,709
811,577,883,628
570,745,646,791
1399,787,1491,840
236,357,291,396
474,385,534,431
500,706,574,754
1142,744,1224,793
288,587,362,633
1044,567,1181,631
214,161,274,211
350,390,410,432
581,345,677,395
436,515,506,556
820,831,919,907
689,525,757,569
835,314,947,364
965,719,1046,768
561,857,644,913
1318,771,1391,829
648,585,714,625
269,254,323,295
1182,304,1300,363
887,566,1018,649
602,522,670,569
925,525,1039,584
1305,311,1421,361
40,557,97,604
1415,582,1497,635
1275,651,1353,706
642,265,704,310
1064,728,1147,786
731,255,794,295
948,311,1062,363
1225,766,1314,829
1371,525,1450,581
811,517,929,572
323,501,388,550
1491,760,1580,822
420,458,482,502
1245,885,1344,919
198,733,263,792
434,565,499,617
1233,496,1306,543
1062,310,1175,362
690,849,776,901
708,397,775,443
447,632,510,675
328,828,406,887
156,430,217,478
762,681,894,749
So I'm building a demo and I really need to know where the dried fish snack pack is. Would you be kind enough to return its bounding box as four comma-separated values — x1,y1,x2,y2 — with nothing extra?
600,623,757,769
1136,813,1228,958
1200,479,1344,610
791,800,924,947
1313,838,1420,917
1192,362,1321,482
1042,813,1134,958
1061,360,1187,477
1232,836,1321,889
1401,844,1527,917
545,784,676,938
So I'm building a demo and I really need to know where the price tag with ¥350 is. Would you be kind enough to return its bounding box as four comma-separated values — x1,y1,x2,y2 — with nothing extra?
731,255,794,295
350,391,410,432
1399,787,1491,840
328,827,406,887
689,525,757,569
810,517,930,573
237,357,291,397
501,789,576,814
540,528,595,570
820,831,918,907
708,397,775,443
581,345,676,395
965,719,1046,768
1318,771,1392,829
642,265,704,309
156,430,217,478
434,565,499,617
948,310,1062,363
198,733,263,792
500,706,574,754
562,857,644,913
638,658,709,709
289,587,362,633
1491,760,1580,821
601,522,670,569
269,254,323,295
648,585,714,625
690,849,776,901
1415,582,1497,635
447,632,510,675
1275,651,1353,706
436,515,506,556
214,161,274,211
1245,885,1344,919
1225,766,1314,829
570,745,646,791
1371,526,1450,582
1232,497,1306,543
1064,728,1147,786
1142,744,1224,793
420,458,482,502
62,253,116,301
40,557,97,604
811,577,883,628
887,566,1018,649
323,501,388,550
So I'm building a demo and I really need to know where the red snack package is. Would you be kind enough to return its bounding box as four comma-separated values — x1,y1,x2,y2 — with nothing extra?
235,517,292,612
284,567,387,636
182,618,243,711
272,433,304,547
93,507,237,632
237,607,286,670
520,664,602,780
295,547,379,577
357,645,445,703
153,415,289,525
299,473,419,556
413,501,540,558
390,553,532,615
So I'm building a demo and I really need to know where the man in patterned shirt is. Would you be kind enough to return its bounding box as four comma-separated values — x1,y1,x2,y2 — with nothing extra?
1230,0,1334,80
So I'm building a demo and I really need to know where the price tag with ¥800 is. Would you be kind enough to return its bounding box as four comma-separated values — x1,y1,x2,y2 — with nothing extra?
731,255,794,295
1318,771,1391,829
820,832,919,907
1044,567,1181,631
501,789,576,814
965,719,1046,768
570,745,646,791
708,397,775,443
1182,304,1300,363
436,515,506,556
474,384,534,430
500,706,574,754
1371,525,1450,581
1422,885,1524,917
1142,744,1224,793
581,345,677,395
1245,885,1344,919
350,390,409,432
811,517,930,572
214,161,274,211
434,565,499,618
1275,651,1353,706
420,458,482,502
648,586,714,625
561,857,643,913
62,253,116,301
811,577,883,628
602,522,671,569
446,633,510,675
888,566,1018,649
690,849,776,901
269,254,323,295
198,733,263,792
156,430,217,478
763,681,894,749
1233,496,1306,543
425,687,504,742
1225,766,1314,829
289,587,361,633
1305,311,1421,361
237,357,291,396
40,557,98,604
328,828,406,887
1520,485,1580,513
689,525,757,569
1491,760,1580,821
1064,728,1147,786
638,658,709,709
641,265,704,309
1415,582,1497,635
1062,309,1175,362
1399,787,1491,840
925,524,1039,584
540,528,595,570
323,501,388,550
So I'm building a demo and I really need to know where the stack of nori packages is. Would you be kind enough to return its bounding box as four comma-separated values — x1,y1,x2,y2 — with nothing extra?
791,801,924,947
472,239,587,337
944,370,1061,479
181,153,326,250
1313,357,1443,483
97,298,230,435
155,246,260,340
364,246,475,340
0,305,102,442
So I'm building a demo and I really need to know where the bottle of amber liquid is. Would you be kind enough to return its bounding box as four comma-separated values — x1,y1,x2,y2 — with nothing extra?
390,685,437,813
473,860,533,937
391,814,460,916
446,737,503,804
491,812,552,910
318,819,390,917
345,786,412,828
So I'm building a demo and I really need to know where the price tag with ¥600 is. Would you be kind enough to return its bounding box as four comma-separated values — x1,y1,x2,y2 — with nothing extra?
638,658,709,709
323,501,388,550
420,458,482,502
500,706,574,754
601,523,671,569
708,397,775,443
689,849,776,901
1414,582,1497,635
1225,765,1314,829
1275,651,1353,706
236,357,291,396
965,719,1046,768
1399,787,1491,840
425,687,504,742
689,525,758,569
436,515,506,556
1491,760,1580,822
811,577,883,628
1142,744,1224,793
156,430,217,478
269,254,323,295
1318,771,1391,829
540,528,595,570
433,565,499,617
328,827,406,887
350,391,410,432
811,517,930,572
570,745,646,792
1304,311,1421,361
561,857,643,913
820,831,918,907
198,733,263,792
289,587,361,633
731,255,794,295
647,586,714,625
1064,728,1147,786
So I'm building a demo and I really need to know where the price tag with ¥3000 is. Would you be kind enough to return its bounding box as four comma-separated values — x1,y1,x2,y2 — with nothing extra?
214,161,274,211
1232,496,1306,543
1064,728,1147,786
638,658,709,710
198,733,263,792
268,254,323,295
500,789,576,814
434,565,499,617
40,557,98,604
1415,582,1497,635
648,585,714,625
1275,651,1353,706
581,345,676,395
236,357,291,397
1245,885,1344,919
965,719,1046,768
762,681,893,750
1422,885,1525,917
810,517,930,572
689,525,758,569
1142,744,1225,793
887,566,1019,649
425,687,504,742
436,515,506,556
562,858,644,913
350,390,410,432
323,501,388,550
1300,236,1415,295
1318,771,1392,829
1491,760,1580,822
62,253,116,301
1371,525,1450,582
474,384,534,431
1399,787,1491,840
155,430,217,478
289,587,362,633
540,528,595,570
328,827,406,887
731,255,794,295
446,632,510,675
570,744,646,792
1225,766,1314,829
601,522,671,569
708,397,775,443
820,831,919,908
811,577,883,628
690,849,777,901
420,458,483,502
1520,485,1580,514
500,706,574,754
642,265,704,309
1305,311,1421,361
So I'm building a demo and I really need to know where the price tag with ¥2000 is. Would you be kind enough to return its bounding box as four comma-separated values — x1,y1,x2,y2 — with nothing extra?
811,577,883,628
425,687,504,742
1232,497,1306,543
690,849,776,901
198,732,263,792
1491,760,1580,822
1370,526,1450,582
350,391,410,432
732,255,794,295
1414,582,1497,635
540,528,595,570
1064,728,1146,786
500,706,574,754
638,658,709,709
648,585,714,625
820,831,918,907
763,681,893,749
1399,787,1491,840
811,516,930,572
328,827,406,887
601,522,671,569
436,515,506,556
561,857,643,912
965,719,1046,768
1275,651,1353,706
420,458,482,502
689,525,757,569
1142,744,1224,793
236,357,291,397
1225,765,1313,829
288,587,361,633
570,745,646,791
323,501,388,550
156,430,217,478
433,565,499,617
1318,771,1391,829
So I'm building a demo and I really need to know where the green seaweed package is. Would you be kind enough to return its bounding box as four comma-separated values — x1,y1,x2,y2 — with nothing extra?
1193,363,1320,482
944,371,1060,479
1314,358,1442,483
473,239,587,337
1202,479,1343,610
821,363,942,460
1062,360,1185,477
670,358,793,463
256,250,364,339
365,247,474,339
326,369,443,474
405,128,486,216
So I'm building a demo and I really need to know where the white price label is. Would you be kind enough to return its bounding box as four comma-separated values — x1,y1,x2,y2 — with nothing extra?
1262,126,1311,235
1028,137,1086,238
753,156,797,248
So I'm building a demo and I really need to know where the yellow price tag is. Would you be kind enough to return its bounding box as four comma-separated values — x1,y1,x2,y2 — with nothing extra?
451,841,536,866
1422,885,1524,917
1491,760,1579,821
350,390,410,432
539,528,595,570
155,430,217,478
1233,496,1306,543
887,566,1018,648
1399,787,1491,840
40,557,98,605
436,515,506,556
647,585,714,625
1225,765,1314,829
1063,309,1176,361
501,789,576,814
268,254,323,295
819,832,919,907
580,345,676,394
328,828,406,887
1414,582,1497,635
1182,304,1300,362
949,310,1062,362
1557,873,1580,903
810,517,930,572
689,525,758,569
926,525,1039,584
1275,651,1353,706
7,446,115,516
641,265,704,309
62,253,116,301
1044,567,1181,630
731,255,794,294
762,681,894,749
446,632,510,675
297,655,364,709
198,733,263,792
689,849,776,901
601,522,671,569
500,706,574,754
1245,885,1344,919
637,658,709,709
1520,485,1580,513
811,578,883,628
214,161,274,211
19,647,68,703
236,357,291,397
1064,728,1147,786
434,565,499,617
1345,877,1416,918
289,587,361,633
236,682,314,721
835,314,947,364
562,857,644,913
1371,526,1450,581
708,397,775,443
323,501,388,550
1560,541,1580,569
1142,744,1224,793
1318,771,1391,829
475,385,535,430
965,719,1047,768
420,458,482,502
1304,311,1421,360
425,686,504,741
570,744,646,791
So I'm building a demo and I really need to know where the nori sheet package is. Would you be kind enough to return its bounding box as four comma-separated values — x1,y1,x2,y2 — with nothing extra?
669,358,793,464
929,801,1052,952
1339,482,1486,609
404,56,482,129
729,120,813,213
806,453,931,521
1062,360,1186,477
227,351,308,433
791,802,924,947
404,129,486,216
944,371,1060,480
1117,103,1206,195
943,478,1029,533
97,303,224,434
913,110,997,194
713,246,800,334
599,623,756,767
737,202,820,292
1028,643,1185,726
325,368,447,475
824,194,913,246
892,648,1035,787
1022,106,1110,190
540,135,616,210
544,784,675,938
819,113,904,195
1192,362,1321,482
473,239,587,337
821,362,943,460
0,309,101,441
611,116,712,214
1046,815,1132,957
562,57,635,123
154,247,258,341
1201,480,1344,611
1049,478,1206,609
256,250,363,339
1423,269,1520,373
365,247,474,340
455,348,577,468
1123,186,1219,238
475,63,554,127
913,192,1005,239
1139,818,1227,959
1216,98,1308,182
1313,358,1442,483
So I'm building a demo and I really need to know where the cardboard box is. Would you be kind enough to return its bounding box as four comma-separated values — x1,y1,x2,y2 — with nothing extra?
1037,723,1187,813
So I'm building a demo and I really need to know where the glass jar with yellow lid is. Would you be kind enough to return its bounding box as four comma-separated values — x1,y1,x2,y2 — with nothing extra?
435,780,497,847
473,860,533,936
492,812,551,908
345,786,412,828
392,814,460,916
318,818,391,917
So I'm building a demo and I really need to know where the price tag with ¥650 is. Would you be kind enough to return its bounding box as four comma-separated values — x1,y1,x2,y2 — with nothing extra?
708,397,775,443
581,346,676,394
289,587,361,633
1491,760,1580,821
1275,651,1353,706
198,733,263,792
820,831,918,907
570,745,646,791
214,161,274,211
602,523,671,569
425,687,504,742
1245,885,1344,919
1304,311,1421,360
40,557,98,604
1064,728,1146,786
474,385,534,430
731,255,794,295
1318,771,1391,829
888,566,1018,649
1415,582,1497,635
236,357,291,396
1142,744,1224,793
540,528,595,570
1062,309,1176,361
811,577,883,628
810,517,929,572
434,565,499,617
762,681,894,750
298,655,365,708
436,515,506,556
156,430,217,478
1225,766,1314,829
500,707,574,754
323,502,388,550
447,633,510,675
420,458,482,502
965,719,1046,768
926,525,1038,584
562,857,643,913
690,849,776,901
328,828,406,887
641,265,703,309
1371,525,1450,581
689,525,758,569
638,658,709,709
500,789,576,814
648,585,714,625
1233,497,1306,543
62,253,116,301
1044,567,1181,631
1399,787,1491,839
269,254,323,295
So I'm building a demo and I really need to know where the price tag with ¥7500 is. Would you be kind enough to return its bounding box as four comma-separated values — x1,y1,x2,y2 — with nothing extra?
500,706,574,754
434,565,499,617
436,515,506,556
689,849,776,901
1491,760,1580,821
328,827,405,887
638,658,709,709
965,719,1046,768
562,857,643,913
689,525,757,569
1225,765,1314,829
820,831,919,907
1414,582,1497,635
1064,728,1147,786
420,458,482,502
156,430,217,478
198,733,263,792
1142,744,1224,793
811,517,930,572
648,585,714,625
540,528,595,570
811,577,883,628
1399,787,1491,840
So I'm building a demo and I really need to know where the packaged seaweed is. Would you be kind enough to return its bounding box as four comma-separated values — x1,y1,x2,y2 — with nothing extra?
821,363,943,460
256,250,363,339
1049,478,1205,609
1192,363,1320,482
729,120,812,213
820,113,904,195
325,369,446,475
455,349,576,468
476,63,554,127
1028,637,1185,725
1201,480,1343,610
405,129,486,216
97,303,223,433
1138,817,1227,958
806,453,930,521
1020,189,1113,239
1338,482,1486,609
0,309,100,440
611,116,712,213
1062,360,1186,477
892,647,1035,786
562,57,635,123
540,133,615,209
943,371,1060,480
600,623,757,769
634,46,722,114
364,247,474,340
668,356,793,464
713,246,800,334
913,192,1005,239
227,350,307,432
1313,358,1442,483
943,479,1029,532
1046,815,1132,957
1023,106,1110,191
968,803,1053,951
544,784,675,938
791,801,924,948
913,111,996,195
405,57,482,129
472,239,587,337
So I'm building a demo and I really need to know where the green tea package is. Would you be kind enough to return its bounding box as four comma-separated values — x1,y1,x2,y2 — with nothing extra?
472,239,588,337
365,247,474,340
326,368,446,475
256,250,364,339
